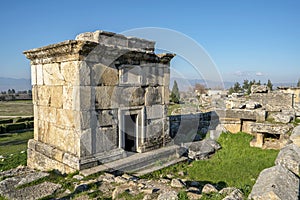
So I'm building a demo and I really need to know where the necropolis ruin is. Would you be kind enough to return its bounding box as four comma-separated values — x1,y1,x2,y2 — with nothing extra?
24,30,175,173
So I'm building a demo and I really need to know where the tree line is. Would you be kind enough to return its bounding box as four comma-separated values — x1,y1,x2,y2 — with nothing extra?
228,79,273,95
0,89,32,95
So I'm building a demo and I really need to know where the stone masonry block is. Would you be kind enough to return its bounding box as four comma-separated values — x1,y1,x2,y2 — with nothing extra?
73,86,93,111
146,119,164,139
91,63,118,86
61,61,90,86
43,63,65,86
145,87,163,106
62,85,73,110
97,109,118,127
50,86,63,108
95,86,117,109
146,105,164,119
31,64,37,85
80,129,92,157
36,64,44,85
116,87,145,107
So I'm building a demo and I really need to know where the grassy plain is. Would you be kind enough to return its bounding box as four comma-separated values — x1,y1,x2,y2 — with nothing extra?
0,100,33,117
0,131,33,171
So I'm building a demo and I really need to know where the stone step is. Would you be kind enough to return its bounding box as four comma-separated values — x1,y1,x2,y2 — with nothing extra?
134,156,188,176
80,145,181,177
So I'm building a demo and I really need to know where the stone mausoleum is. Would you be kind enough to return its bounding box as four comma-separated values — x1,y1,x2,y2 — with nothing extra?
24,30,174,173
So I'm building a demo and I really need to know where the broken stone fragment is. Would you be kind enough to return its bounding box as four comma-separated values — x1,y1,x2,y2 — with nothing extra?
201,183,218,194
249,165,300,200
275,143,300,176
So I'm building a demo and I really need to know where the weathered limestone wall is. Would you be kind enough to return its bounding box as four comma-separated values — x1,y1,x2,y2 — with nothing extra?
250,93,294,109
24,31,174,173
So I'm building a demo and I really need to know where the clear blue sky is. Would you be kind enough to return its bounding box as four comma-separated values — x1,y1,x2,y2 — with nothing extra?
0,0,299,84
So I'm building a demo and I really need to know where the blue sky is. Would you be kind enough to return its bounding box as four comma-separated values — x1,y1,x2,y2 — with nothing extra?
0,0,299,84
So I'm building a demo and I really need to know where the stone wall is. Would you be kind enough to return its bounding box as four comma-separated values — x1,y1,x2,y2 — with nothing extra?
24,31,174,173
250,92,294,109
169,112,215,143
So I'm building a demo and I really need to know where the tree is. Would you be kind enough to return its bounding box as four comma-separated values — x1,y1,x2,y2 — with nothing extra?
267,79,273,91
257,80,261,86
228,82,242,94
170,80,180,103
242,79,249,91
194,83,206,95
297,79,300,87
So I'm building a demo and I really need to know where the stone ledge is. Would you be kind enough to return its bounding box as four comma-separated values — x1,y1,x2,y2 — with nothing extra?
23,40,98,64
28,139,79,172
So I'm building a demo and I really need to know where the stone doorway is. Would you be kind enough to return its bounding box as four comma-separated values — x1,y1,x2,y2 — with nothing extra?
119,108,144,153
124,114,137,152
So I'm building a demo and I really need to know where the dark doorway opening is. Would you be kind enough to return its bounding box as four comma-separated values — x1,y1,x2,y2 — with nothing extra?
124,114,137,152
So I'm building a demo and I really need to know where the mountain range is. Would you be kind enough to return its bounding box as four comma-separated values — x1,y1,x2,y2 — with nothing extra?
0,77,31,92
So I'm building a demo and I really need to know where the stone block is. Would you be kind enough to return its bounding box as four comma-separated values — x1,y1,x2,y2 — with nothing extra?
119,65,142,86
43,63,65,86
128,37,155,50
50,86,63,108
63,152,80,170
163,67,170,86
97,109,118,127
73,86,93,111
275,143,300,176
32,86,38,105
146,119,163,138
61,61,90,86
94,86,118,109
91,63,118,86
73,111,95,131
62,85,73,110
80,129,92,157
269,112,292,124
31,64,37,85
145,87,163,106
95,86,145,109
223,122,241,133
36,64,44,85
56,109,75,128
27,148,77,174
164,86,170,104
99,126,119,151
249,165,300,200
290,125,300,147
146,105,164,119
251,123,293,135
250,133,264,148
141,64,157,86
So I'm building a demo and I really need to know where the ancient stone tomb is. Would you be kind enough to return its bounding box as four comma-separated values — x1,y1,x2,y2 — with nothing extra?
24,30,174,173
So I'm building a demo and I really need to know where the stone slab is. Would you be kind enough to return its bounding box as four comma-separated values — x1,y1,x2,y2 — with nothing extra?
249,165,300,200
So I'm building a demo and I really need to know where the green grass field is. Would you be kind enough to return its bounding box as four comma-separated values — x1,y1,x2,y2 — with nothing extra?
143,132,279,197
0,100,33,117
0,131,33,171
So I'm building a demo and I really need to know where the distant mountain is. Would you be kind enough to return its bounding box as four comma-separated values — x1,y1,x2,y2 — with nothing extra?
0,77,31,92
170,77,234,91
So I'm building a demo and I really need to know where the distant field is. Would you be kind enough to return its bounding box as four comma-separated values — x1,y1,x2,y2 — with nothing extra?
0,100,33,117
